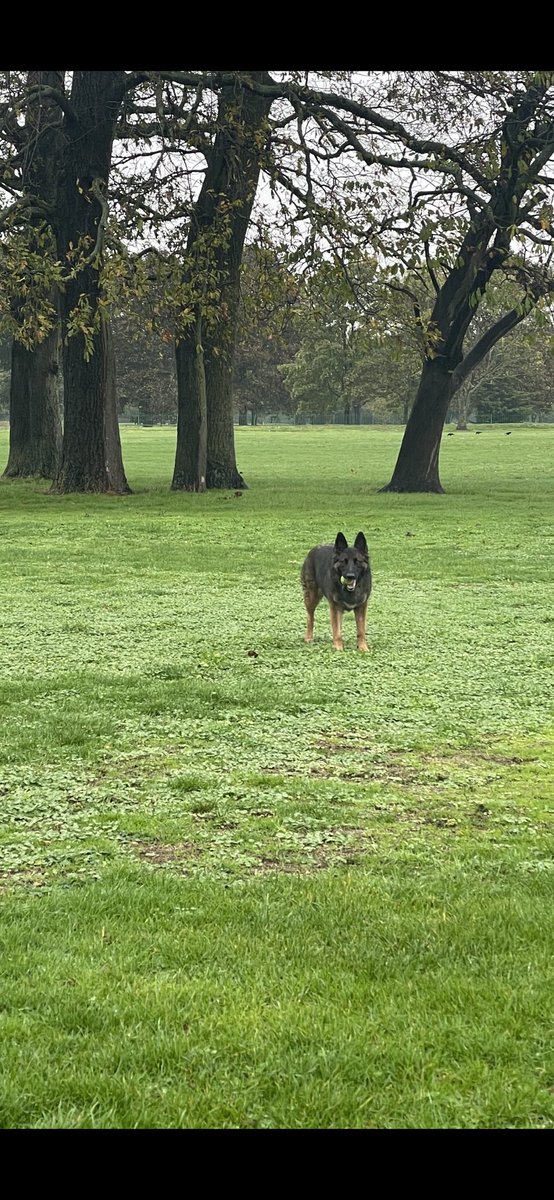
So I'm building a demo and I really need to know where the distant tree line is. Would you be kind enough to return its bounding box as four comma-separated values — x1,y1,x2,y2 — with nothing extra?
114,250,554,429
3,253,552,431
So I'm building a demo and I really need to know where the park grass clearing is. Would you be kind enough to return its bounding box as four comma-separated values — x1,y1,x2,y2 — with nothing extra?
0,423,553,1128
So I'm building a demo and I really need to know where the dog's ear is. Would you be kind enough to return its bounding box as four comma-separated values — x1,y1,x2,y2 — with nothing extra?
354,532,368,558
334,532,348,553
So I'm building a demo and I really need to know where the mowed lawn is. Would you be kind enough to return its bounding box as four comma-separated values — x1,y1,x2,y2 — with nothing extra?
0,423,553,1129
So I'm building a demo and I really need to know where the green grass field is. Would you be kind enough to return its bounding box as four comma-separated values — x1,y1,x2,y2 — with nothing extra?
0,422,553,1128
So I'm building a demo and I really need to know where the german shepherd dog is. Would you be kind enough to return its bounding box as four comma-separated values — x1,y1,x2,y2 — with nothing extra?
301,532,372,651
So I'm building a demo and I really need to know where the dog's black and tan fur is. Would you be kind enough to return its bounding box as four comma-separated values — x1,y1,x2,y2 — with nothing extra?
301,532,372,651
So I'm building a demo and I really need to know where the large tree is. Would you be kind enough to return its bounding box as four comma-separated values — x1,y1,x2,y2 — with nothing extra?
226,70,554,490
170,73,273,490
52,70,135,493
0,70,153,492
109,70,276,489
2,71,64,479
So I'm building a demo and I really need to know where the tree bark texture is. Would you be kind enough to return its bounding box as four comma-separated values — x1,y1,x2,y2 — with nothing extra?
379,357,454,492
4,336,62,478
3,70,64,479
455,381,474,430
53,70,130,493
103,319,131,493
173,73,273,490
172,322,207,491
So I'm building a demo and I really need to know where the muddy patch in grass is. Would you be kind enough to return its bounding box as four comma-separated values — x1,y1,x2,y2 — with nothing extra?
131,840,203,868
253,835,371,876
263,738,537,793
128,825,374,879
264,762,421,785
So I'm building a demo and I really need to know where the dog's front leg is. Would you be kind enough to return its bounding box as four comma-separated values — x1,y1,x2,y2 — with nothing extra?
329,601,344,650
355,602,369,652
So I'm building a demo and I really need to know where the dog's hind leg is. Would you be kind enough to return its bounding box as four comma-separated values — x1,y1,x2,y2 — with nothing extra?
301,559,321,643
329,601,344,650
355,601,369,652
302,582,321,642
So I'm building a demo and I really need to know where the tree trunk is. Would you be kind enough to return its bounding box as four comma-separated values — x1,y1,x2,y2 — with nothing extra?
205,306,246,488
3,70,64,479
56,318,108,492
380,207,511,492
103,319,131,493
52,70,130,494
172,320,207,491
172,72,273,491
455,385,471,430
379,357,454,493
3,333,62,478
381,185,544,491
